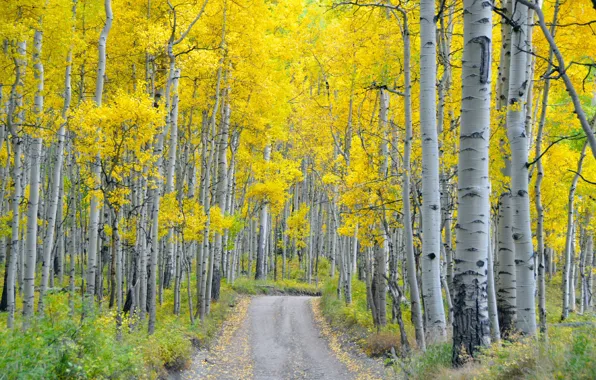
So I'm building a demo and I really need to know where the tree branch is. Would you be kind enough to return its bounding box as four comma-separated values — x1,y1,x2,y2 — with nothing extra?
527,133,584,167
568,170,596,185
173,0,210,45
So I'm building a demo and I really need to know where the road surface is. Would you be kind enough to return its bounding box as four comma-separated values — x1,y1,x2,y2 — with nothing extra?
180,296,383,379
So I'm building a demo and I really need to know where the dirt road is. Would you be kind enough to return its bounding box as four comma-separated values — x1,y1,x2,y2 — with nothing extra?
180,296,384,380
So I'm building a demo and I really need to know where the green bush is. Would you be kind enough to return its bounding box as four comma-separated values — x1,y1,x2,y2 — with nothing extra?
0,279,241,379
0,311,143,379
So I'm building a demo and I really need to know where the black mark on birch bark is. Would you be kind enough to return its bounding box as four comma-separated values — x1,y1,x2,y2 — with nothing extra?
470,36,490,84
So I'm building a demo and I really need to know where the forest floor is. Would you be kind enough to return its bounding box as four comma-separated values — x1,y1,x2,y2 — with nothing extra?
178,296,386,380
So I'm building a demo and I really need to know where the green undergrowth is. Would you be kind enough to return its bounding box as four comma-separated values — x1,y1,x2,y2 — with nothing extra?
0,255,329,379
231,256,330,296
0,281,239,379
231,277,321,296
319,274,596,379
319,277,418,358
466,325,596,379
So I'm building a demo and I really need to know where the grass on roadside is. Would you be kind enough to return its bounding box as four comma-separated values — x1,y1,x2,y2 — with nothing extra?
0,281,239,379
319,273,596,379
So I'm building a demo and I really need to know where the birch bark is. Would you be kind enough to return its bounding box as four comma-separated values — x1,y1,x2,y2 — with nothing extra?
24,29,44,325
420,0,447,342
255,145,271,280
496,193,516,335
506,1,536,335
39,35,71,312
562,142,588,320
6,40,26,329
395,7,425,351
87,0,113,299
452,0,492,364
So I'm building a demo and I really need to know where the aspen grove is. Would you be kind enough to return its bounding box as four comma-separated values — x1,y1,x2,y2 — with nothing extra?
1,0,596,376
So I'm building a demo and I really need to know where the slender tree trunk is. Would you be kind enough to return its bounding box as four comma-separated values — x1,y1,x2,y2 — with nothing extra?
24,28,45,326
487,212,500,342
496,0,512,110
23,137,42,326
394,7,425,351
255,145,271,280
534,0,558,332
562,142,588,320
579,227,587,315
164,66,180,291
6,39,26,329
87,0,113,302
420,0,447,343
496,193,516,335
506,1,536,335
212,95,230,300
39,42,71,313
586,233,594,312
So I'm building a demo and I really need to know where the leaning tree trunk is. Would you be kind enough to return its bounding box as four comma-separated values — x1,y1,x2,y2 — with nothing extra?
506,1,536,336
517,0,596,158
419,0,447,342
452,0,492,365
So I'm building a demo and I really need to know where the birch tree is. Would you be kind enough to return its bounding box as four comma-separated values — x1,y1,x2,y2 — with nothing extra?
452,0,492,364
87,0,113,301
506,1,536,335
419,0,446,342
562,142,588,320
23,27,45,327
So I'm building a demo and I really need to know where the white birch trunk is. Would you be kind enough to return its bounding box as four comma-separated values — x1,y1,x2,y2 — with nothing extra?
420,0,446,341
39,41,71,312
487,209,500,342
496,193,516,334
87,0,113,299
534,0,558,332
395,7,426,351
506,1,536,335
496,0,512,110
586,233,593,312
213,96,230,298
23,29,45,325
24,137,42,324
164,67,180,290
452,0,492,364
255,145,271,280
562,142,587,320
6,39,26,329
